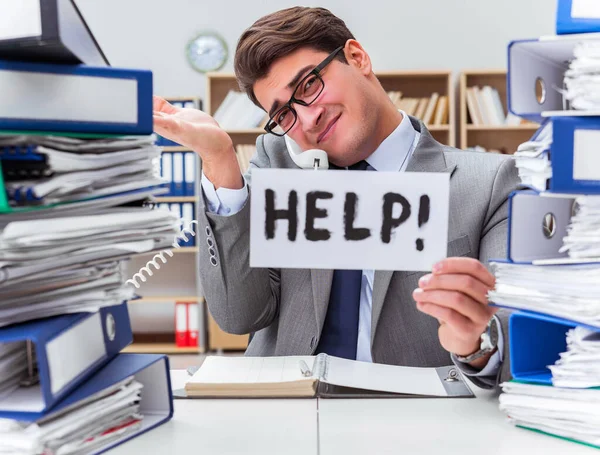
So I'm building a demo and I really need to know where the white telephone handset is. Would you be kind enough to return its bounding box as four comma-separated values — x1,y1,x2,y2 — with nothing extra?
284,135,329,170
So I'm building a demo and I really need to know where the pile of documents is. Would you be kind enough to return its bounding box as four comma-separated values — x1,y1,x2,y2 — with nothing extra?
0,377,143,455
0,2,174,452
560,196,600,259
499,381,600,447
488,261,600,327
492,11,600,449
564,40,600,111
549,325,600,388
1,134,164,207
512,121,552,191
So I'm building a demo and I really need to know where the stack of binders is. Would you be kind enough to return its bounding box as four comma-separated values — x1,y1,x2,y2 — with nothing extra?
0,1,174,453
490,1,600,448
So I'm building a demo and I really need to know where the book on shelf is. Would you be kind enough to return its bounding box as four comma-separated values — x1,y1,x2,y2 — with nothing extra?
235,144,256,174
213,90,268,130
466,85,536,127
386,91,448,125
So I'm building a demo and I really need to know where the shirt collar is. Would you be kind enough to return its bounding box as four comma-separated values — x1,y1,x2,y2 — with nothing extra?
365,111,417,172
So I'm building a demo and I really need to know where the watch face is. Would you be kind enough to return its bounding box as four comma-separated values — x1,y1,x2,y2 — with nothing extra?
186,32,228,73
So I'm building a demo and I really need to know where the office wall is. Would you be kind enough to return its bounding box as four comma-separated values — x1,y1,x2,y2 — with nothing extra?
76,0,555,98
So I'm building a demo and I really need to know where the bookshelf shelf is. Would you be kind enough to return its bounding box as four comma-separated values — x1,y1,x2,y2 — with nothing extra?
128,296,202,304
161,146,192,152
466,125,540,131
122,343,201,354
155,196,197,203
459,70,539,154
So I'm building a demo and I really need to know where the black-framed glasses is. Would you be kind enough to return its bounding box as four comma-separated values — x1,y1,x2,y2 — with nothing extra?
264,46,344,136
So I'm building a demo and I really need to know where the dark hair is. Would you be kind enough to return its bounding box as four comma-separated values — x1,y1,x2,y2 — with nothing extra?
234,7,354,107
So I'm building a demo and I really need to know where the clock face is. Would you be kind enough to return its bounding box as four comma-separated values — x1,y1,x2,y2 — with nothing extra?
186,33,228,73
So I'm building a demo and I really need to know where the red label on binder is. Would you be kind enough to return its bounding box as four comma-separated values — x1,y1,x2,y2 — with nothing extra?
175,301,189,347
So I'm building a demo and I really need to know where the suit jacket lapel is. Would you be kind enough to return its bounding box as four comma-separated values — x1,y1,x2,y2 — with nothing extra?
371,117,457,344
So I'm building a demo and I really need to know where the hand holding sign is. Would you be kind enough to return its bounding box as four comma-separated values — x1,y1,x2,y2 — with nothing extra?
413,257,498,369
250,169,449,271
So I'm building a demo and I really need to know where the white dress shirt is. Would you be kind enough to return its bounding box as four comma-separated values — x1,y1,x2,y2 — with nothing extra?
201,111,502,378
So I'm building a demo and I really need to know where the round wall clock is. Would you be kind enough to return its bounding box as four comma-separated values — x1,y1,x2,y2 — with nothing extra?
186,32,228,73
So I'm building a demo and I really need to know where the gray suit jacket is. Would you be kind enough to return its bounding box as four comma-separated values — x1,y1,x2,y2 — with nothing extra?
197,117,521,389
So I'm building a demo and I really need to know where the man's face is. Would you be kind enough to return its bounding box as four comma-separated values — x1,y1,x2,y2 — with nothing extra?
253,45,376,167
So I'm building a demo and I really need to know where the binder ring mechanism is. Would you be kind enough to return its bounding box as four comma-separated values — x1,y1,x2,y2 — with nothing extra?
444,368,459,382
20,340,40,387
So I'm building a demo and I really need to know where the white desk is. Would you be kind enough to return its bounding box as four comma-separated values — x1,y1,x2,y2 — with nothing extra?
318,388,596,454
110,370,318,455
110,371,596,454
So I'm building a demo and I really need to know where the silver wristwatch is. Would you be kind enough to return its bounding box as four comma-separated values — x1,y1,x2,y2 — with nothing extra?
454,316,499,363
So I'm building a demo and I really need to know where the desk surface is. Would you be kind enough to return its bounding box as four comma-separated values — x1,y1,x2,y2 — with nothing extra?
110,371,596,455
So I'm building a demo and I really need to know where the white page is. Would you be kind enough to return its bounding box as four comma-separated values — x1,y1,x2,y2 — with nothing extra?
250,169,449,271
0,0,41,40
188,356,316,384
324,356,447,396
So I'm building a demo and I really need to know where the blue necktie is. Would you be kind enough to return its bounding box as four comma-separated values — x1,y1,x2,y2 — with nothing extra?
316,160,371,359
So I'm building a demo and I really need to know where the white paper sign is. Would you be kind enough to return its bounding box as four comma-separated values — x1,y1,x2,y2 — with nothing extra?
250,169,449,271
572,0,600,19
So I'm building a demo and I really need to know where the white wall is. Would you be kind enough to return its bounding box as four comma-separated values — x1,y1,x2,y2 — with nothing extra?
75,0,556,99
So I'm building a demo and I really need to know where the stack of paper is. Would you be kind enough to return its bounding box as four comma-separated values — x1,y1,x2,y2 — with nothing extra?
0,342,28,398
0,377,143,455
0,134,166,207
0,209,180,324
513,121,552,191
560,196,600,259
499,381,600,447
564,40,600,111
488,261,600,327
549,326,600,388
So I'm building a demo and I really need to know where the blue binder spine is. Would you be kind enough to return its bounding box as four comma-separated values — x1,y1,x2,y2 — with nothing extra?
172,152,184,196
551,116,600,194
0,302,132,415
509,311,600,384
184,152,196,196
0,354,173,452
557,0,600,34
0,60,152,135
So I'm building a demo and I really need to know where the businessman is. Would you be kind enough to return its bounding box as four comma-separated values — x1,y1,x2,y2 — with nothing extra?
153,7,521,388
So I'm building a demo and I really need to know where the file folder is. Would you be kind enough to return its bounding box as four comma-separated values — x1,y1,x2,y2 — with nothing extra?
507,36,599,120
160,153,173,196
0,302,132,416
509,311,599,385
172,152,184,196
557,0,600,35
1,354,173,454
181,202,195,247
184,152,196,196
507,190,575,262
0,60,152,135
551,116,600,193
0,0,109,66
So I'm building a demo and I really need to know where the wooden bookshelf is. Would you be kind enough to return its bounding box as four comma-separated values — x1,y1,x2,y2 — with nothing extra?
208,314,249,351
122,343,201,354
155,196,197,203
375,70,455,146
459,70,539,154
